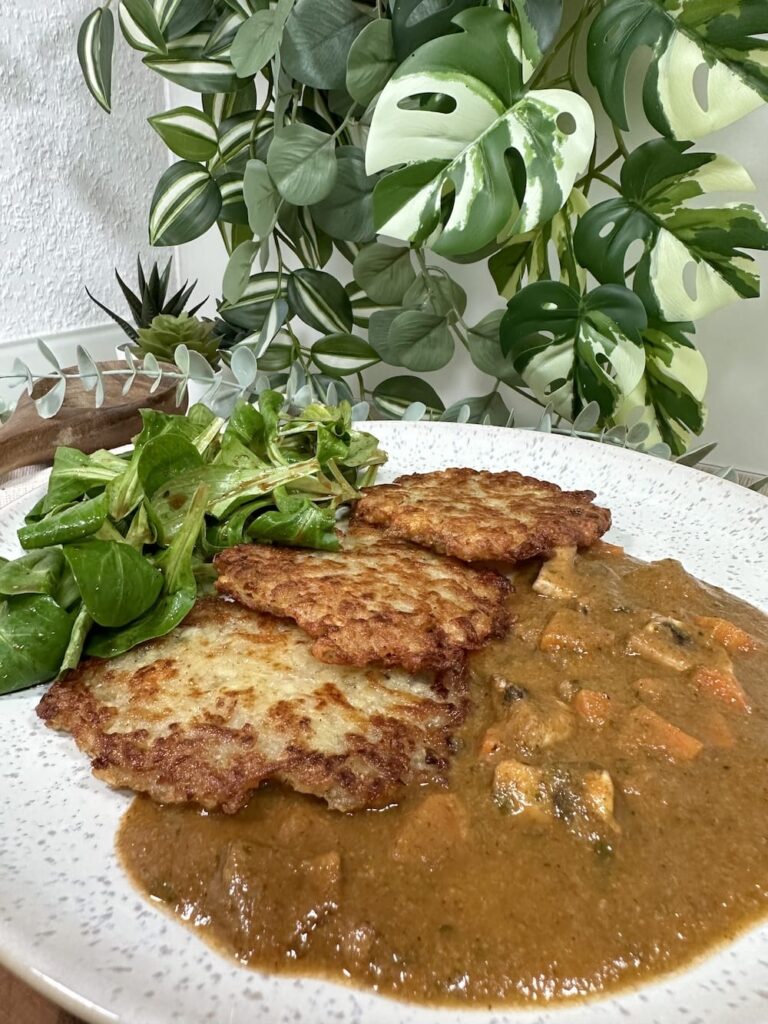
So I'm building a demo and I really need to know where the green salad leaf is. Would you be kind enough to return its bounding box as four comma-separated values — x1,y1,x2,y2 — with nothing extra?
0,549,66,597
0,395,387,693
0,596,74,695
62,540,164,628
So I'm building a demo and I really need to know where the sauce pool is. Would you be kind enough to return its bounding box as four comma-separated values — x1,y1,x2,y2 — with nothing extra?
118,549,768,1007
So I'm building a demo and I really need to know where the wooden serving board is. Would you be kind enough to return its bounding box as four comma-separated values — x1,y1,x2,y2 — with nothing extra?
0,360,184,478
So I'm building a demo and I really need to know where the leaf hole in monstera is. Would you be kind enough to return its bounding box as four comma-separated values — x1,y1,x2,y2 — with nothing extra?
438,178,456,231
556,112,577,136
396,92,457,114
693,62,711,113
683,261,699,303
623,238,645,277
503,147,527,209
542,303,558,312
598,221,615,240
596,352,611,372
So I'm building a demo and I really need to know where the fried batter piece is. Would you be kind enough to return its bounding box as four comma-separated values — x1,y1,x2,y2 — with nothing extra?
214,527,511,673
354,468,611,563
37,599,467,813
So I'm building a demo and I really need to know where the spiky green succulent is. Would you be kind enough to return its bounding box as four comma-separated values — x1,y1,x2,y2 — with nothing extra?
137,314,220,366
86,256,206,342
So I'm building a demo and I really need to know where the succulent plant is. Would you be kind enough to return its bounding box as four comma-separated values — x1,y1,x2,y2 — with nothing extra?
137,314,220,367
86,256,206,342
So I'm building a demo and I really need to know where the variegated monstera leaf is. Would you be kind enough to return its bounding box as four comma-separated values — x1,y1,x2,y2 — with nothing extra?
500,282,648,423
489,188,589,299
615,320,707,455
365,7,595,259
574,139,768,322
588,0,768,141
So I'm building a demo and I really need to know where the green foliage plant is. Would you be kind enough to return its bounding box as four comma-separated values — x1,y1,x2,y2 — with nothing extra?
71,0,768,454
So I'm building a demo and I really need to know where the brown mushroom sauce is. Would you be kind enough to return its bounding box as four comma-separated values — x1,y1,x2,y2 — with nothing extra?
118,545,768,1007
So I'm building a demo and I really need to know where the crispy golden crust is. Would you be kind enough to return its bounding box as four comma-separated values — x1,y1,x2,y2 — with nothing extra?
213,527,511,673
36,599,467,813
353,468,611,563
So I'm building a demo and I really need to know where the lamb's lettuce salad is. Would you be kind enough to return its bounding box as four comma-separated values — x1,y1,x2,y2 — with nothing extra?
0,393,386,694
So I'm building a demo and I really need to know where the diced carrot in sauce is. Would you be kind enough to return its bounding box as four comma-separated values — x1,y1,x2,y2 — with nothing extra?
622,706,703,762
694,616,759,654
572,689,611,726
692,666,751,714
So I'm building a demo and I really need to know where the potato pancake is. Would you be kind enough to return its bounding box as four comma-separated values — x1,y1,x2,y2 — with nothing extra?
213,527,511,673
354,468,611,562
37,599,467,813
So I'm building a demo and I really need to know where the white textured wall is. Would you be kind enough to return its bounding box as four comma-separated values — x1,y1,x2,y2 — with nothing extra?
0,0,170,344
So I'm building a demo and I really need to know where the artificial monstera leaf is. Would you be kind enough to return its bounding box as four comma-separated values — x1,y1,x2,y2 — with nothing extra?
501,281,648,422
489,188,588,299
366,8,595,259
390,0,482,62
614,319,707,456
587,0,768,141
509,0,563,75
573,139,768,323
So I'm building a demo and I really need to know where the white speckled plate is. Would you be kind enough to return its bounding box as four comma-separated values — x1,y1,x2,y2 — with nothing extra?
1,422,768,1024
